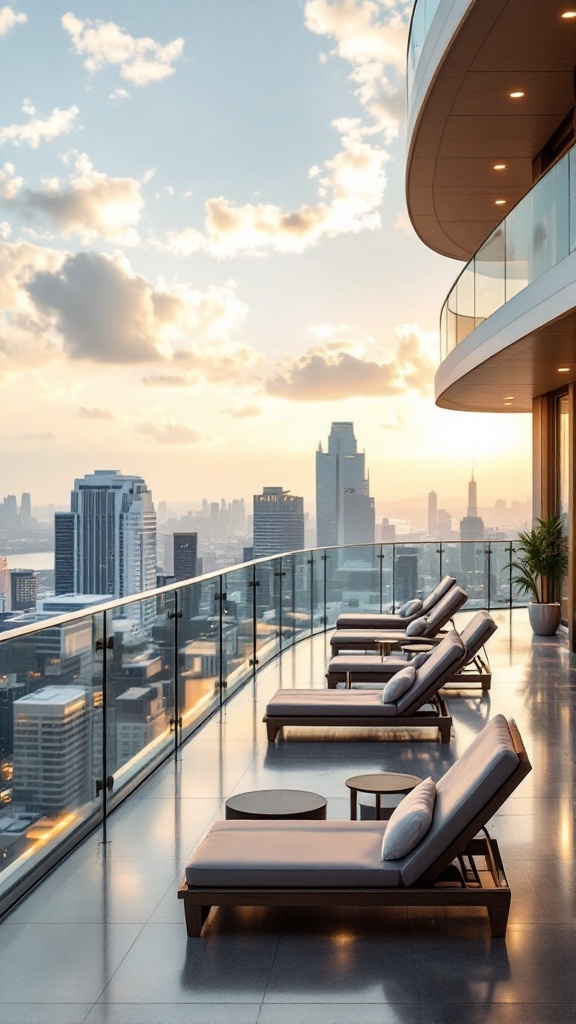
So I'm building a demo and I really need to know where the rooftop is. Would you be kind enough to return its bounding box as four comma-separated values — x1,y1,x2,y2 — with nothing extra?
2,609,576,1022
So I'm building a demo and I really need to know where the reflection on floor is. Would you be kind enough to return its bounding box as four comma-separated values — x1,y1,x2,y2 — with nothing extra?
2,609,576,1024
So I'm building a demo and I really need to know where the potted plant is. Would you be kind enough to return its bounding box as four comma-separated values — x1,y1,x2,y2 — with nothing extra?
508,516,568,635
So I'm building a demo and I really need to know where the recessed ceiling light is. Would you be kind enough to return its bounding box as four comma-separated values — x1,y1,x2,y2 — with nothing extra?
557,367,570,372
504,397,514,401
561,10,576,18
509,91,525,98
493,163,506,170
495,199,506,205
504,402,512,406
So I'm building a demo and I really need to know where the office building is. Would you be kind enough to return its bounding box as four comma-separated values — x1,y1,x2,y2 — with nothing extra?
407,0,576,643
459,474,486,543
173,534,198,582
395,549,419,604
381,518,396,543
316,422,375,547
12,686,89,814
54,471,157,622
54,513,76,596
10,570,38,612
428,491,438,536
0,558,9,613
253,488,304,558
0,678,26,757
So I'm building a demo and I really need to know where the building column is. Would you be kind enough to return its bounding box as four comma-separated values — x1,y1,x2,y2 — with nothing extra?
568,384,576,653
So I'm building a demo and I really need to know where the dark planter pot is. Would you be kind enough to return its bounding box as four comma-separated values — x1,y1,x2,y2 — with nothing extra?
528,602,561,636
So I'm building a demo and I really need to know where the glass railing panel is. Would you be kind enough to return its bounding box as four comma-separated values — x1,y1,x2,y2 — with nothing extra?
279,553,299,645
456,261,476,344
324,544,382,624
408,0,426,91
441,541,489,608
531,156,570,280
394,542,441,609
570,147,576,253
219,565,254,699
290,551,313,641
505,193,530,301
177,576,221,739
254,560,281,666
105,594,176,797
0,611,103,903
487,541,514,608
445,290,458,354
475,224,505,323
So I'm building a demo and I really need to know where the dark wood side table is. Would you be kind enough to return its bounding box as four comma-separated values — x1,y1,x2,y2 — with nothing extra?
345,773,421,820
401,642,434,660
225,788,327,820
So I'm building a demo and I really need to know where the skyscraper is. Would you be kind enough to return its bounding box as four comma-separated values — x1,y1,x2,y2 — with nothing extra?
54,513,76,596
173,533,198,582
460,473,485,542
54,470,157,621
0,556,9,612
10,570,38,612
316,422,375,548
428,491,438,536
253,487,304,558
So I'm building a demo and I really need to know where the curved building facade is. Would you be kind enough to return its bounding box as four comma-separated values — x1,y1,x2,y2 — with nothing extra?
406,0,576,645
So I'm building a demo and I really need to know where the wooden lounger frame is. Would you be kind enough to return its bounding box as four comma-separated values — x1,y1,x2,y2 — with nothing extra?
326,649,492,693
263,693,452,744
178,722,530,939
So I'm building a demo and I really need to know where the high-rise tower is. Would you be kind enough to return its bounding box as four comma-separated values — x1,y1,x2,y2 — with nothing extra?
316,422,375,548
428,491,438,536
54,470,157,623
253,487,304,558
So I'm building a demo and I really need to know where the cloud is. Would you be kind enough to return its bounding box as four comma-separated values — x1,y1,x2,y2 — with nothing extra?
0,221,10,239
0,155,147,244
142,374,189,388
0,101,80,149
109,87,129,102
62,12,184,87
79,406,114,420
21,431,55,440
0,6,26,37
227,404,262,419
308,322,350,340
304,0,411,141
266,325,436,402
134,420,211,445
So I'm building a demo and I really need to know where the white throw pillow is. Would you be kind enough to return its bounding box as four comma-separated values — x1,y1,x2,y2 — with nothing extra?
382,777,436,860
398,598,423,618
405,615,429,637
381,664,416,703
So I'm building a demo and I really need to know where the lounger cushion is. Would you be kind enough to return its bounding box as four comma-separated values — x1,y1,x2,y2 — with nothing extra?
398,714,520,886
266,689,398,717
426,587,468,633
421,576,456,613
382,777,436,860
328,654,408,678
399,599,423,617
460,610,497,658
405,616,428,637
382,664,416,703
185,820,402,887
395,631,465,714
413,650,431,669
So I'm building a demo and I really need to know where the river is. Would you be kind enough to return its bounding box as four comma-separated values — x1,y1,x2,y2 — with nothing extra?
2,552,54,571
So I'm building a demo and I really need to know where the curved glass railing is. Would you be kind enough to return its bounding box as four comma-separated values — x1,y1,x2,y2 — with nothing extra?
407,0,442,94
440,145,576,360
0,539,522,914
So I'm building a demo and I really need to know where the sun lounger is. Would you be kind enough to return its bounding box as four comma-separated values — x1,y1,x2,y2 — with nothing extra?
335,574,457,630
263,629,466,744
179,714,531,938
330,585,468,655
327,610,497,692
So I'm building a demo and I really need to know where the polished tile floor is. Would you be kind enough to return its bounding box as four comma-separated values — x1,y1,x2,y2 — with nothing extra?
2,609,576,1024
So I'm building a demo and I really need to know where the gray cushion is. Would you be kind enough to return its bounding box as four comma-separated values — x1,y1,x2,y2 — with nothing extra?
336,613,405,629
395,631,465,714
426,586,468,633
460,610,498,658
398,715,520,886
405,616,428,637
266,689,398,717
382,777,436,860
399,599,423,618
328,654,407,678
382,664,416,703
185,820,402,887
421,576,456,613
412,650,431,669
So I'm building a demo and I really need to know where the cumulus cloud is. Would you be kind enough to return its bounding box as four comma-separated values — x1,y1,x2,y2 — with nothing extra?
227,404,262,419
79,406,114,420
0,101,80,149
0,6,26,37
142,374,189,388
62,12,184,87
266,325,436,402
134,420,210,445
304,0,411,141
0,155,147,244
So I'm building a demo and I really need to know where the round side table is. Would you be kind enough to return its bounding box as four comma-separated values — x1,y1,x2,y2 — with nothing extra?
345,773,421,820
225,788,327,821
401,642,434,660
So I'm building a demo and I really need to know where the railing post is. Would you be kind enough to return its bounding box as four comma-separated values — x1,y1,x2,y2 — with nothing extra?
275,558,285,650
167,589,182,753
248,565,259,676
214,579,228,706
321,551,329,630
392,543,396,611
437,542,443,580
100,610,109,846
378,545,384,612
486,543,492,609
509,541,513,612
308,554,314,635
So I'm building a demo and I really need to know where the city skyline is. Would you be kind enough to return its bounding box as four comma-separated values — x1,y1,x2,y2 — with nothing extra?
0,1,532,507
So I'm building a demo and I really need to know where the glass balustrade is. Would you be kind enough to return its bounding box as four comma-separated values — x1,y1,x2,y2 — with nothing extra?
0,539,522,914
407,0,443,93
440,146,576,360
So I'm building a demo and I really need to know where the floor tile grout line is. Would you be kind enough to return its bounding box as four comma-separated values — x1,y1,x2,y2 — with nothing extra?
256,908,288,1021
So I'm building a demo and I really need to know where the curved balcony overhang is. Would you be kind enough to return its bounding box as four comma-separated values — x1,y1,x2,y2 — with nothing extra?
407,0,576,259
435,250,576,412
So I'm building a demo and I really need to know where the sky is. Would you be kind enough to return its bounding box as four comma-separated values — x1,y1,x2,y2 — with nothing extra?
0,0,532,509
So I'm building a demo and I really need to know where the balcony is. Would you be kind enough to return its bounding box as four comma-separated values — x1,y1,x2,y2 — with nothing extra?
436,145,576,412
406,0,576,258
